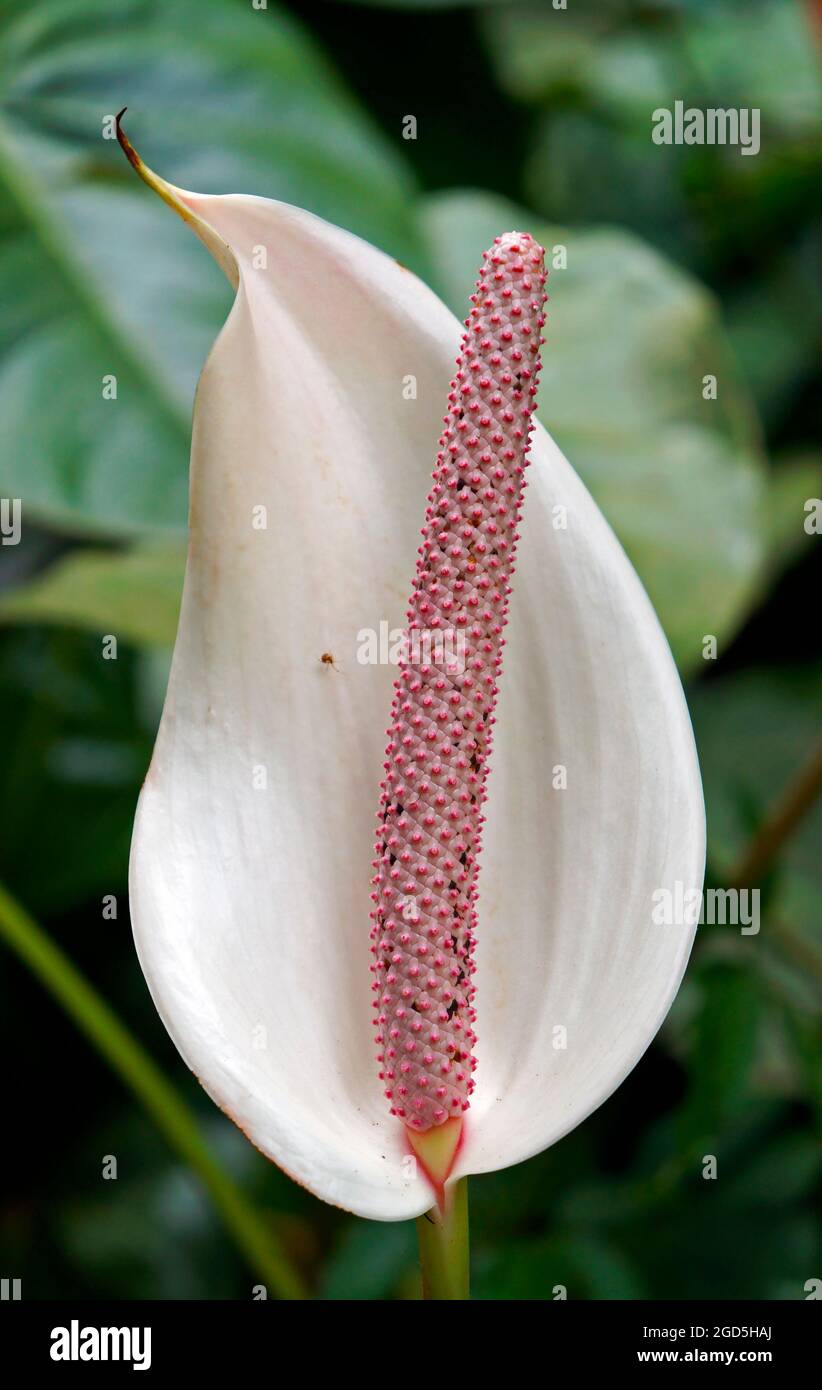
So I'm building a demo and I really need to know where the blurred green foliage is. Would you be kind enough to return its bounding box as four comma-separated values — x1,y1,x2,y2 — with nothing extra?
0,0,819,1299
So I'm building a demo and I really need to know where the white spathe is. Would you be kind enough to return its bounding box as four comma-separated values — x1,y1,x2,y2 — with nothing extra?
129,189,705,1221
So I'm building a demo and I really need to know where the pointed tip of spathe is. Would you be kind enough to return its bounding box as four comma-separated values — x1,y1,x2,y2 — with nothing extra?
113,106,170,199
113,112,239,291
114,107,141,174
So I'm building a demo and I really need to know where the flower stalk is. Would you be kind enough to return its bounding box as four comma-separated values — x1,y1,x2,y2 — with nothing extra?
727,735,822,889
417,1177,470,1300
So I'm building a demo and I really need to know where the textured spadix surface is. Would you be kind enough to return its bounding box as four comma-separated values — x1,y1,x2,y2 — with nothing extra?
373,233,546,1132
129,187,705,1221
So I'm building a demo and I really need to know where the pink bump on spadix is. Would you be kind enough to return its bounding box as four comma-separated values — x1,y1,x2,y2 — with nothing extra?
369,232,548,1139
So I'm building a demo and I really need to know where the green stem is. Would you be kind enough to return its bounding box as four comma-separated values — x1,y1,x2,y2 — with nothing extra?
0,879,305,1300
727,735,822,890
416,1177,470,1299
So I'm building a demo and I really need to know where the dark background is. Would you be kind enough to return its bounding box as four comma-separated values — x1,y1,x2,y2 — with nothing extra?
0,0,819,1299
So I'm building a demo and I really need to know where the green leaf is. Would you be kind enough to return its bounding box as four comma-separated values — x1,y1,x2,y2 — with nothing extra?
0,630,152,912
725,238,822,431
689,666,822,881
328,0,511,8
474,1233,645,1300
681,0,822,136
689,667,822,1015
480,6,616,104
484,0,822,134
422,189,767,670
0,542,185,646
682,963,764,1139
621,1202,817,1301
59,1169,221,1300
523,111,699,268
319,1219,416,1300
0,0,424,537
765,454,822,579
720,1132,822,1209
482,2,822,276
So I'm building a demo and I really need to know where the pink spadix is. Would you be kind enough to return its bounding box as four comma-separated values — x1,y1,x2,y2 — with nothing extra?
370,233,547,1151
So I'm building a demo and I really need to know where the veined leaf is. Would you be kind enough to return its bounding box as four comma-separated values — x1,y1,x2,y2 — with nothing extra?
0,541,185,646
0,0,424,536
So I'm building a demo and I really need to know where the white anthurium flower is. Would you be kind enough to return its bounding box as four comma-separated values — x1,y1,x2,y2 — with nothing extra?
123,119,705,1227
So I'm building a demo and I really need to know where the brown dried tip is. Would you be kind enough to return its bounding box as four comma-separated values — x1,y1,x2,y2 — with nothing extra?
111,118,241,303
114,108,141,172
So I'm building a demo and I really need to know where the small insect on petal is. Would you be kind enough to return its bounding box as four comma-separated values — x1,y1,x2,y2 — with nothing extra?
369,233,547,1136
